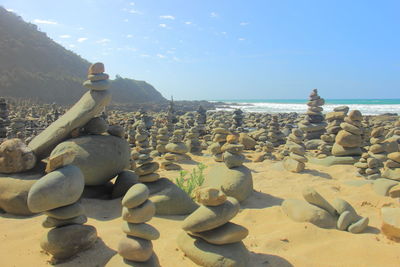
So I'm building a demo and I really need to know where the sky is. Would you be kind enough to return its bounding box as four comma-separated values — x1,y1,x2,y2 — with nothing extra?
1,0,399,100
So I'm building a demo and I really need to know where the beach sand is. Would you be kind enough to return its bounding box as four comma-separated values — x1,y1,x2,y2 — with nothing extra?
1,152,399,267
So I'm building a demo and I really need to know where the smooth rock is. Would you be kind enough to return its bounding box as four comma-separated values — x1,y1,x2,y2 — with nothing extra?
83,79,110,91
84,117,108,134
223,151,245,168
182,197,240,232
348,217,369,234
332,143,362,156
238,133,256,150
337,211,359,231
372,178,399,196
381,167,400,181
28,90,111,159
194,187,227,206
122,222,160,240
41,224,97,259
381,207,400,240
122,183,149,209
388,184,400,198
388,152,400,164
138,173,160,183
281,199,336,228
177,231,249,267
135,162,159,176
27,165,84,213
42,215,87,228
106,253,160,267
332,198,358,215
336,130,362,147
165,143,189,154
302,187,337,216
118,236,153,262
190,222,248,245
45,202,84,220
122,200,155,223
108,125,125,138
283,157,305,173
50,135,130,185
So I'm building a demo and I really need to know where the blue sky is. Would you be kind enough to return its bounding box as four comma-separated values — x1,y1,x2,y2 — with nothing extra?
1,0,399,100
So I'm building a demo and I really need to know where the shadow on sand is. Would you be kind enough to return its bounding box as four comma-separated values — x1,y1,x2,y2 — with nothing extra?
241,191,284,209
83,198,122,221
301,169,332,179
249,251,294,267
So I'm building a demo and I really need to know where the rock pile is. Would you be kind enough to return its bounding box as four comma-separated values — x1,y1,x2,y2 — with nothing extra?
381,152,400,181
232,109,244,129
27,152,97,261
107,183,160,266
298,89,327,140
162,129,189,170
267,115,285,146
332,110,363,158
209,127,230,162
196,105,207,136
282,187,369,233
0,98,9,139
221,134,245,169
178,188,249,267
185,126,202,154
134,124,160,183
156,127,169,154
354,153,381,179
368,126,388,162
282,129,308,173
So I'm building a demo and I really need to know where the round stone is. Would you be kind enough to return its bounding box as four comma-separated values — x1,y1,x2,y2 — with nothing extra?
42,215,87,228
122,200,155,223
45,202,84,220
121,222,160,240
118,236,153,262
84,117,108,134
190,222,248,245
122,183,149,209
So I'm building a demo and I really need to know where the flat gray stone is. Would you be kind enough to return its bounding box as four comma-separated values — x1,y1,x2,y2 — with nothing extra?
122,183,149,208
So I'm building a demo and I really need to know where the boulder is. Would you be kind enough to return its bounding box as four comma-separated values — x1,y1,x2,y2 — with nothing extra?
50,135,130,185
28,90,111,159
165,143,189,154
283,157,305,173
302,187,337,216
0,139,36,173
203,165,253,202
27,165,84,213
118,236,153,262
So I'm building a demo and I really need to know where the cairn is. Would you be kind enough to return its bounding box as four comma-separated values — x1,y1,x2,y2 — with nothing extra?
27,151,97,261
354,153,381,179
149,126,158,151
134,124,161,183
209,127,230,162
368,126,388,162
185,126,202,154
282,129,308,173
156,127,169,154
232,109,244,129
381,152,400,181
196,105,207,136
8,116,26,140
298,89,327,140
107,184,160,266
0,98,9,139
178,188,249,267
332,110,363,158
267,115,285,146
162,129,189,170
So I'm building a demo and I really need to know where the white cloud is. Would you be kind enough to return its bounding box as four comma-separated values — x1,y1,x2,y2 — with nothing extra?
77,37,88,42
59,35,71,39
185,21,192,25
238,38,245,41
240,22,249,26
96,38,110,44
160,15,175,20
129,2,135,5
33,19,58,25
159,24,167,28
6,8,14,12
126,34,133,38
210,12,218,18
68,44,76,48
157,54,166,59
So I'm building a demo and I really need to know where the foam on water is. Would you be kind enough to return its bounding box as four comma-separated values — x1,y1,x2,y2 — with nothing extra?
213,100,400,115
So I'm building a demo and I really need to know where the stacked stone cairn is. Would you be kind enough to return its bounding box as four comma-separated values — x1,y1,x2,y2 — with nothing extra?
107,183,160,266
381,152,400,182
232,109,244,129
8,116,26,140
368,126,389,163
298,89,327,140
196,105,207,136
282,129,308,173
282,187,369,233
134,124,160,183
0,98,9,139
267,115,285,146
221,134,245,169
155,127,169,155
162,129,189,170
185,126,202,154
178,187,250,267
316,107,348,158
209,127,230,162
27,150,97,261
150,126,158,151
332,110,363,158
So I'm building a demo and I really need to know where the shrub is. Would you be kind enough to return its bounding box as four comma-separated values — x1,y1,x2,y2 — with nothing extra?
175,163,207,198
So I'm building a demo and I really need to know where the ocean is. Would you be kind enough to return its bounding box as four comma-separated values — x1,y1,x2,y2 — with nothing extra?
212,99,400,115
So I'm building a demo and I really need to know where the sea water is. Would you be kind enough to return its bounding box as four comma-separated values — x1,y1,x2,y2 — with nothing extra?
212,99,400,115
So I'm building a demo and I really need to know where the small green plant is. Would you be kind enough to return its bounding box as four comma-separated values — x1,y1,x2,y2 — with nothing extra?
175,163,207,198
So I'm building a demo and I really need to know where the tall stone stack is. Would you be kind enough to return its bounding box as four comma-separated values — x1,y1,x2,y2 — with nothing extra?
0,98,9,139
232,109,244,129
209,127,230,162
8,116,26,140
178,188,249,267
267,115,285,146
332,110,363,158
298,89,327,140
196,105,207,136
27,151,97,261
149,126,158,151
381,152,400,181
282,129,308,173
185,126,202,154
156,127,169,154
221,134,245,169
316,108,348,158
107,184,160,266
134,124,161,183
162,129,189,170
354,152,381,179
368,126,388,162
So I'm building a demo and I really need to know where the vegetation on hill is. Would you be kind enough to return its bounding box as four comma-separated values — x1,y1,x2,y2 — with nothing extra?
0,7,166,104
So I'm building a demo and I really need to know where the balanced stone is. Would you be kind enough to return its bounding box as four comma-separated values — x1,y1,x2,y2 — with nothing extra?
45,202,84,220
118,236,153,262
122,183,149,209
122,200,156,223
121,222,160,240
190,222,249,245
42,215,87,228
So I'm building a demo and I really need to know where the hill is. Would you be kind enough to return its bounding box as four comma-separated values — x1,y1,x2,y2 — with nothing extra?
0,7,166,105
